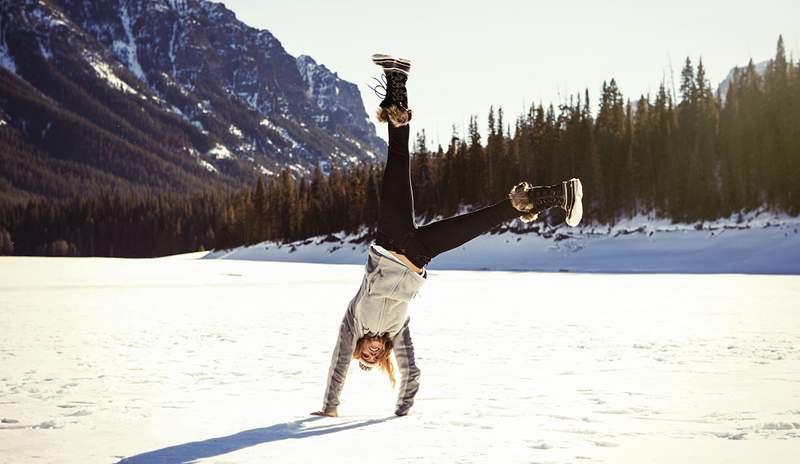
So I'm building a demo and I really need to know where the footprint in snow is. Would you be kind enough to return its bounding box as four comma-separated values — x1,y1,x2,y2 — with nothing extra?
33,420,59,429
560,428,598,435
592,440,619,447
528,442,553,450
712,431,747,440
596,409,628,415
761,422,800,430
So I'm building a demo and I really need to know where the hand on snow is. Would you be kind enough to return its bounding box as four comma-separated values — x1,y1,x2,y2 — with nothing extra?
311,410,337,417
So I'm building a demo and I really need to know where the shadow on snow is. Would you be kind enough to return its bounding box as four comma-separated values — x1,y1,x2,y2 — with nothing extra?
118,415,395,463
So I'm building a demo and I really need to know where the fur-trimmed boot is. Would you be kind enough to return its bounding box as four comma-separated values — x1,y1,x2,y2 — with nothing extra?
508,178,584,226
371,53,412,127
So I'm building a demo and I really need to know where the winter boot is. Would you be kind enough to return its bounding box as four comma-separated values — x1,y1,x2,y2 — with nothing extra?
371,53,412,127
508,178,583,226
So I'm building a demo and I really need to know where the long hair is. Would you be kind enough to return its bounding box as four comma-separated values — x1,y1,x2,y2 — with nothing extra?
353,335,396,387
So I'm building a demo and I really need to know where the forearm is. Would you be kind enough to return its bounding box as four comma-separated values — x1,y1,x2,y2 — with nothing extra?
393,320,421,416
322,305,357,413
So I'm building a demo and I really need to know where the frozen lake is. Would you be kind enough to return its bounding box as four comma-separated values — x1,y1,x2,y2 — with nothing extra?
1,256,799,463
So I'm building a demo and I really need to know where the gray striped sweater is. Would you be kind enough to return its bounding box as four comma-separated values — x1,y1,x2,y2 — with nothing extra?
322,245,427,416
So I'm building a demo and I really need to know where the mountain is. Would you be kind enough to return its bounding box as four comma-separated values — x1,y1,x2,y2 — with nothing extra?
0,0,385,204
717,59,770,103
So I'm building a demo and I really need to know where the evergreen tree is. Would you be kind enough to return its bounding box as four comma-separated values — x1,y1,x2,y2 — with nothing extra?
467,116,484,204
254,175,267,240
364,167,380,230
2,35,797,256
595,79,625,221
412,129,434,218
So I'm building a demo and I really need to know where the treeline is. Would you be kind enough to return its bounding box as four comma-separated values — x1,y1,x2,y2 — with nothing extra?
408,36,800,222
409,36,799,223
0,37,798,257
0,164,381,257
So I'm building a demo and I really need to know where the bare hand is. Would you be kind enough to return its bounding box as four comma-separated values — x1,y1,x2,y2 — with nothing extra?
310,410,337,417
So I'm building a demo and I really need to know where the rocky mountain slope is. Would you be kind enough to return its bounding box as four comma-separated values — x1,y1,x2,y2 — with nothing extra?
0,0,385,203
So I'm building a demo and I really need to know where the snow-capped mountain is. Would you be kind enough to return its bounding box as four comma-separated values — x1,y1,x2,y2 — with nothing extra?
297,54,381,160
0,0,385,201
717,59,770,103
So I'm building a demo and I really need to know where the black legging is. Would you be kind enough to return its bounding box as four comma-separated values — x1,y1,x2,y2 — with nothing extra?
375,123,520,268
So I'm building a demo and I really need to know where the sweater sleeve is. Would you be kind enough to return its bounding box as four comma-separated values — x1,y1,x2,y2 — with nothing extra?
321,303,357,414
392,318,421,416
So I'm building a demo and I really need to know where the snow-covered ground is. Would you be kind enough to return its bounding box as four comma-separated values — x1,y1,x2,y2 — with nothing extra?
205,211,800,274
1,255,799,463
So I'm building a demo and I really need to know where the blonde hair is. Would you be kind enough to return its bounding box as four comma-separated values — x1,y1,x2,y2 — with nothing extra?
353,335,396,387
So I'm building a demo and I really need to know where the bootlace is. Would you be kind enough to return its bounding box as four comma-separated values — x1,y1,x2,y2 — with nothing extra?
369,73,409,109
368,74,387,99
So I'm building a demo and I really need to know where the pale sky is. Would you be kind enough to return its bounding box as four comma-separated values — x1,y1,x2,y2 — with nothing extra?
222,0,798,146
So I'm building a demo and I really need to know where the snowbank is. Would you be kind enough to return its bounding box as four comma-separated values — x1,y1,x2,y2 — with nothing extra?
202,211,800,274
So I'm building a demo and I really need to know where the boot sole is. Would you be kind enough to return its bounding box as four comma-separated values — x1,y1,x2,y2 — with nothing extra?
372,54,411,65
372,54,411,74
565,178,583,227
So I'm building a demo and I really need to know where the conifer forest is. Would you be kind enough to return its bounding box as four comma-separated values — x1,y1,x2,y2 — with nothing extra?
1,37,797,257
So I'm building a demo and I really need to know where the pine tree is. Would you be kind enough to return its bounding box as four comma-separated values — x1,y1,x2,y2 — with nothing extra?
675,57,698,220
309,166,331,237
412,129,434,218
764,35,791,208
253,175,267,241
595,79,625,221
364,167,380,231
693,57,720,219
621,99,635,216
467,116,484,204
633,94,654,212
328,166,347,234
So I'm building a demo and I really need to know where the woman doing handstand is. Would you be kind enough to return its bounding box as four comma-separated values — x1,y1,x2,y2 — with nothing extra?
312,54,583,417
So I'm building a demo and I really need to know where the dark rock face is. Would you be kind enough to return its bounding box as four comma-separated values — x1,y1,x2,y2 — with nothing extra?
297,54,380,151
0,0,385,201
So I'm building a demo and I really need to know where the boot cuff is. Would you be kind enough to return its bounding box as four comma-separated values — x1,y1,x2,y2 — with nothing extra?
376,105,412,127
508,181,534,212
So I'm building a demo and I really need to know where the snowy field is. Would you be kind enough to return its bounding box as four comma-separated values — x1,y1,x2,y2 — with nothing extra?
1,254,799,463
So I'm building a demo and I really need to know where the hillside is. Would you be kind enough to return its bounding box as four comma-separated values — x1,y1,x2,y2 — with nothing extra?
0,0,385,203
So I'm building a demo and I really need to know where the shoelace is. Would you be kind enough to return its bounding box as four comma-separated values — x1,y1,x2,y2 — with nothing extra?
368,74,387,99
368,73,409,109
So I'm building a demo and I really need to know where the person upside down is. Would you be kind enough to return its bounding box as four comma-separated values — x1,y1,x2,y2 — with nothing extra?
312,54,583,418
